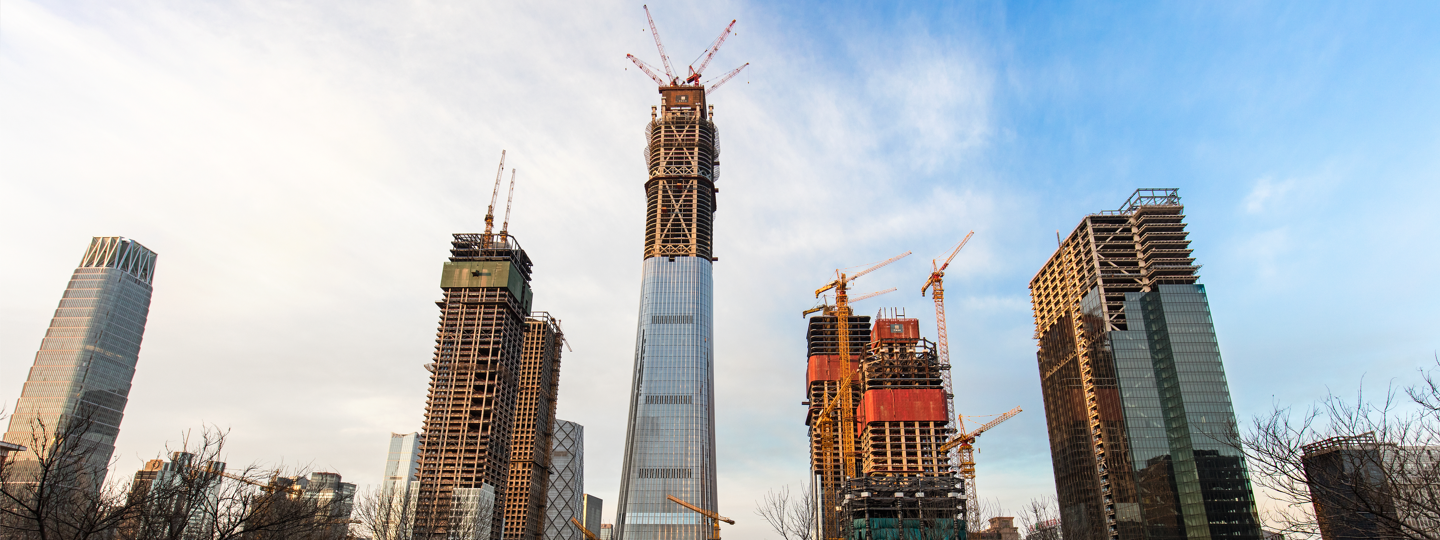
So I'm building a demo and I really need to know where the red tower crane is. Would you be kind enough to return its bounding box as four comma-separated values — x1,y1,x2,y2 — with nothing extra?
628,6,748,93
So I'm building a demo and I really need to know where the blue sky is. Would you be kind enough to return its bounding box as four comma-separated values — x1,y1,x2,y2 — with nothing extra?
2,1,1438,536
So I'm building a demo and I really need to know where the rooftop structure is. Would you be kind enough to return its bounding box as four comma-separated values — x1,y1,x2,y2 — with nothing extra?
3,236,157,481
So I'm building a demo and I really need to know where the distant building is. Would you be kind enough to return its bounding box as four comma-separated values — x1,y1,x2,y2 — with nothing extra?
543,420,583,540
382,432,421,537
581,494,603,536
974,517,1022,540
3,237,157,480
1029,190,1262,540
599,524,613,540
1302,433,1440,539
124,452,225,540
305,472,358,539
1026,519,1061,540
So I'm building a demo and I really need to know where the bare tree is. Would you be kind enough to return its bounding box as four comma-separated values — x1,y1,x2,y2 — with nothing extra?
1237,359,1440,540
0,410,150,540
0,418,351,540
1016,496,1061,540
352,483,417,540
755,485,814,540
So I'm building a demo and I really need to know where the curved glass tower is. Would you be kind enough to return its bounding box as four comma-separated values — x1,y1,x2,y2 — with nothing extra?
613,84,720,540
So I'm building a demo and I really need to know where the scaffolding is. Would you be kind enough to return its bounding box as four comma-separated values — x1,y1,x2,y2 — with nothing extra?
502,314,565,540
415,233,534,540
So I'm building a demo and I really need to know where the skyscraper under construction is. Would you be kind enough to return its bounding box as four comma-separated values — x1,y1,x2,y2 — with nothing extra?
614,9,747,538
1029,189,1261,540
413,164,565,540
807,312,964,540
414,233,534,540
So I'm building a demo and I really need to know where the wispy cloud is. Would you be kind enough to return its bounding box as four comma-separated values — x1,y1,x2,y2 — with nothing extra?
1242,176,1298,214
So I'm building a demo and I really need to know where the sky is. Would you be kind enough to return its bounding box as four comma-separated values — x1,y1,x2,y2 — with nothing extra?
2,0,1439,536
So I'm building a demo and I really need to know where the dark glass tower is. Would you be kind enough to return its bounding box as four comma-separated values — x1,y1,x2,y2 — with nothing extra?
1028,190,1262,540
613,83,720,540
3,237,157,479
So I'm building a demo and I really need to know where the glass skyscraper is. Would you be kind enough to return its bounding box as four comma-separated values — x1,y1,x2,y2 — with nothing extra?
3,236,157,479
1029,190,1261,540
544,420,584,540
613,81,721,540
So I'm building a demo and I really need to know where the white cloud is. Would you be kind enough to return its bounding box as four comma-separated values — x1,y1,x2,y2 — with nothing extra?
1243,176,1298,214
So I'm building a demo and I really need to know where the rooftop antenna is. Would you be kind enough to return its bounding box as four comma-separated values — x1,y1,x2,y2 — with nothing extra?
484,150,506,242
500,169,517,238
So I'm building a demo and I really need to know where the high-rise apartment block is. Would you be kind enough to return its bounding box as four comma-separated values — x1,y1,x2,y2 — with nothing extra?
503,314,565,540
4,237,157,479
1029,189,1262,540
414,233,535,540
544,420,583,540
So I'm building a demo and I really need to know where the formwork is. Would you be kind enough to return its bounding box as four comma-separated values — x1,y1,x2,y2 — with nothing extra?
502,314,565,540
840,476,966,540
806,315,872,540
415,234,534,540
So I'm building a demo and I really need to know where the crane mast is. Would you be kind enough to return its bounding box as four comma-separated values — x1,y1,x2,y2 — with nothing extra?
923,231,973,470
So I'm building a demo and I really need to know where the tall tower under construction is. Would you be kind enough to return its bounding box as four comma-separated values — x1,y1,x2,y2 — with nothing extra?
1029,189,1261,540
613,82,721,540
616,11,746,538
414,233,534,540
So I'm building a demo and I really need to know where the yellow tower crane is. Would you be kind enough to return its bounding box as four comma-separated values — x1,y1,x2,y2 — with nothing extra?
806,251,910,540
667,495,734,540
939,406,1023,530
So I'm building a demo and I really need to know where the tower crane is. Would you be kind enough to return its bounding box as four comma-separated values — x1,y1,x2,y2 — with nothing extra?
921,232,973,468
667,494,734,540
628,6,747,91
483,150,508,245
805,251,910,539
802,287,896,318
571,518,601,540
500,169,517,237
939,406,1022,530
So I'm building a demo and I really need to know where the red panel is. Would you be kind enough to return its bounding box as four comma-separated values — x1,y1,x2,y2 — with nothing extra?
858,388,948,423
806,355,860,385
873,318,921,343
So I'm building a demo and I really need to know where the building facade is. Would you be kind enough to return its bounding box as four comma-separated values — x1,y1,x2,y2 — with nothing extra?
414,233,535,540
503,314,565,540
613,83,722,540
3,236,157,479
544,420,584,540
582,494,603,536
1302,434,1440,539
1028,189,1261,540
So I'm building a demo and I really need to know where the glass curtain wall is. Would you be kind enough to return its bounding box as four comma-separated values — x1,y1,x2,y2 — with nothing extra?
614,257,717,540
